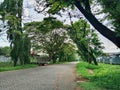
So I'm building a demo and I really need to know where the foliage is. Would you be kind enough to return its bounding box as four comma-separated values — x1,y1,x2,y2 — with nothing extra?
35,0,120,48
0,0,118,66
18,34,31,64
25,17,77,63
77,62,120,90
97,0,120,36
0,0,31,66
68,19,103,65
35,0,92,14
57,42,77,62
35,0,104,65
25,17,64,33
10,34,31,66
0,46,11,56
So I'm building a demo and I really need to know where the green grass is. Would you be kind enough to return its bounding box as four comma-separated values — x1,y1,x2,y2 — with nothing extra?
76,62,120,90
0,62,38,72
54,61,69,64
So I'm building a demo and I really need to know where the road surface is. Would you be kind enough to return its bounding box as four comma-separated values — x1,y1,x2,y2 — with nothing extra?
0,62,77,90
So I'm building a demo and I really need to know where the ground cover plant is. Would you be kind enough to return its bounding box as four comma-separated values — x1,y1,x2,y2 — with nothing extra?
76,62,120,90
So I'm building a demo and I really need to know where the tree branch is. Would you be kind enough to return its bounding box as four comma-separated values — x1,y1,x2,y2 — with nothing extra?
75,0,120,48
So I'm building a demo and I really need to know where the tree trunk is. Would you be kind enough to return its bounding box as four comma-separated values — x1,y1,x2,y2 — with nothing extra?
52,55,57,63
13,57,18,67
53,59,56,63
89,51,98,65
82,44,98,65
76,42,98,65
75,1,120,48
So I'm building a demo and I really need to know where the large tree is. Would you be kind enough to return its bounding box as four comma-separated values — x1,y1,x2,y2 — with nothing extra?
68,19,103,65
0,0,31,66
35,0,120,48
25,17,70,63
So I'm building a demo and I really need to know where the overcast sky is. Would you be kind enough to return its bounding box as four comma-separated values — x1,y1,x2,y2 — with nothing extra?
0,0,120,53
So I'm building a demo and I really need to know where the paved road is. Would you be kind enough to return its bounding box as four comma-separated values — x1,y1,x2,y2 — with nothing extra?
0,62,77,90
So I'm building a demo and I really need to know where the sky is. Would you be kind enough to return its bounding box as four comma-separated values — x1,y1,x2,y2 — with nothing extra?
0,0,120,53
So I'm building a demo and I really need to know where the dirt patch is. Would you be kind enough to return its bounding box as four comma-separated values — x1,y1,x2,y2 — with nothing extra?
88,69,94,74
73,66,85,90
74,67,88,82
75,86,83,90
74,76,88,90
75,76,89,83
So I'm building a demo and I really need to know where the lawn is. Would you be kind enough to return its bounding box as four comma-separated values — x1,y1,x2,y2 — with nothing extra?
76,62,120,90
0,62,38,72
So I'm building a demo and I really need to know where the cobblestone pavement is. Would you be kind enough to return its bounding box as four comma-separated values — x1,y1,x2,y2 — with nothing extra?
0,62,77,90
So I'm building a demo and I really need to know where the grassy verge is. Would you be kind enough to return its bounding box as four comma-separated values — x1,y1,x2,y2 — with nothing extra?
76,62,120,90
0,62,38,72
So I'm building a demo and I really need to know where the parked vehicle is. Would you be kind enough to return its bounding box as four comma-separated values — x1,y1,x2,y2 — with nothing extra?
34,54,49,66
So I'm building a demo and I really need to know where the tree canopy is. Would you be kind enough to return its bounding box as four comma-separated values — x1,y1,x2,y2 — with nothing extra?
35,0,120,48
97,0,120,35
68,19,103,65
0,0,117,65
25,17,77,63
